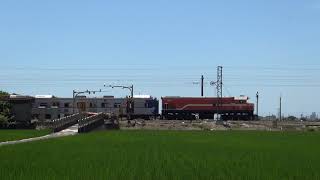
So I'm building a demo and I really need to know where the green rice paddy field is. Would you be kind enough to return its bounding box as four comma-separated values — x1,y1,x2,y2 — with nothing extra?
0,130,50,142
0,131,319,180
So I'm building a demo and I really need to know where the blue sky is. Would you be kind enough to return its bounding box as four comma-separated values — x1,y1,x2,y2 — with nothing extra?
1,0,320,116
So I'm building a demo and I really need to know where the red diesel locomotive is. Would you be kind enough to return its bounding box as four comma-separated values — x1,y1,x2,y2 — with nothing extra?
162,96,254,120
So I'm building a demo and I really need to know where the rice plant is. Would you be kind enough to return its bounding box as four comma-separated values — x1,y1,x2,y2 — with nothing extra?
0,129,50,142
0,131,319,180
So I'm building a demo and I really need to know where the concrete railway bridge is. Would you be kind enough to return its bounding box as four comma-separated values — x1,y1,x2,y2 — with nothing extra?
0,113,118,147
37,112,118,133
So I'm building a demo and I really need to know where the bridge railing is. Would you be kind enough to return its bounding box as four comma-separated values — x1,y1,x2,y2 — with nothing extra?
78,113,106,133
52,113,86,132
37,113,85,132
37,112,112,133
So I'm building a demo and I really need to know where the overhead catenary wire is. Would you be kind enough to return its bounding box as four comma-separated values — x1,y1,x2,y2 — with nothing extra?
1,65,320,88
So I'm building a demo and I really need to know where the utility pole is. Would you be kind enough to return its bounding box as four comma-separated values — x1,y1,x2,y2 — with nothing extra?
216,66,223,121
279,95,282,121
73,90,75,114
201,75,204,97
131,85,134,98
217,66,223,98
256,91,259,120
209,66,223,121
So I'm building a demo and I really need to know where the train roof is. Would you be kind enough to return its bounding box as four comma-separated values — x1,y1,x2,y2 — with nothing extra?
35,95,55,98
33,95,156,100
234,96,249,100
133,95,152,98
162,96,235,99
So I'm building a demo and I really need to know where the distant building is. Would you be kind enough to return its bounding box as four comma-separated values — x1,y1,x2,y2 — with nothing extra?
310,112,317,121
8,95,35,127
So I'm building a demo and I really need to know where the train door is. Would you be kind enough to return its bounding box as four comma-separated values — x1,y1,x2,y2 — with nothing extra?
77,102,87,112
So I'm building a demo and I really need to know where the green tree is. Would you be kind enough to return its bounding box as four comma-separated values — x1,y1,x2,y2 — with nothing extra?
0,114,9,127
287,116,297,121
0,91,9,96
0,91,11,128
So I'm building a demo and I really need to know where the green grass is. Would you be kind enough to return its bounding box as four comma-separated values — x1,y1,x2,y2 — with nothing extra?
0,129,50,142
0,131,319,180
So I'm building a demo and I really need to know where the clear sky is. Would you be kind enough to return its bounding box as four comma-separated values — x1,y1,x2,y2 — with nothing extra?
1,0,320,116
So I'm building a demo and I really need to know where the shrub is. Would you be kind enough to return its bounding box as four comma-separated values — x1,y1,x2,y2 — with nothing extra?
0,114,9,128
